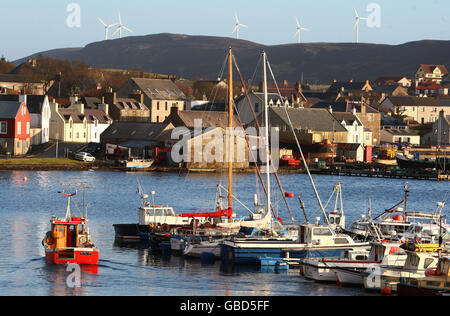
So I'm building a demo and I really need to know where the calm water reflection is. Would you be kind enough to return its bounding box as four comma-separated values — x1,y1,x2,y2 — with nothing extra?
0,170,448,296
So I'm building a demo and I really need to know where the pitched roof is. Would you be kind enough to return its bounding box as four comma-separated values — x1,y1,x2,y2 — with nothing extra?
327,81,371,93
167,110,240,130
417,81,444,91
382,129,419,136
101,122,169,141
266,107,347,132
332,112,362,126
419,64,448,76
130,78,186,101
84,109,113,124
387,96,440,107
58,108,85,123
114,98,149,111
0,101,21,118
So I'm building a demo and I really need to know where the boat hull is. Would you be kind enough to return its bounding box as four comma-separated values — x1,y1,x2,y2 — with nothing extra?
45,247,99,265
113,224,152,242
221,240,369,265
335,268,364,286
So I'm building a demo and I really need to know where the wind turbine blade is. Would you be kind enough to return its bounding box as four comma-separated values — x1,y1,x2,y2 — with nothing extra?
296,17,300,27
232,25,238,34
118,11,122,25
293,31,300,38
112,27,121,36
108,23,118,28
235,12,239,23
123,26,133,33
240,24,248,28
354,8,359,18
98,17,107,27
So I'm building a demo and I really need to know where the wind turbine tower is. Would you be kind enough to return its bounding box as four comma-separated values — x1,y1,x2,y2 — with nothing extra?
113,11,133,39
232,13,248,40
294,17,310,44
354,8,368,44
97,17,118,40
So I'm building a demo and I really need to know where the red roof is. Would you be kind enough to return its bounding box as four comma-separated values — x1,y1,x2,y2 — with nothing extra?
419,64,448,76
417,80,443,91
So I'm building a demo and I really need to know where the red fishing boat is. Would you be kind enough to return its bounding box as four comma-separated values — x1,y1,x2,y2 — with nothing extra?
42,187,99,265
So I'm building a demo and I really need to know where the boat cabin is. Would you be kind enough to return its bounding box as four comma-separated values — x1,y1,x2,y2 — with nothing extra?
45,217,92,256
401,251,440,280
139,206,177,225
328,212,346,231
298,223,355,246
397,223,450,242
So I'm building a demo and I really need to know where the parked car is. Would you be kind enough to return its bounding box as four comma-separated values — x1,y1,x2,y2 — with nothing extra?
74,152,96,162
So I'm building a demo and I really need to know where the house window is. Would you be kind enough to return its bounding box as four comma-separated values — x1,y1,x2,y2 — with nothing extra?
76,132,79,139
0,122,7,134
17,122,21,135
26,122,30,135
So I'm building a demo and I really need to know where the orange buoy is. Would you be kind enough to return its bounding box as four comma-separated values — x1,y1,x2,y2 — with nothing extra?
23,177,28,182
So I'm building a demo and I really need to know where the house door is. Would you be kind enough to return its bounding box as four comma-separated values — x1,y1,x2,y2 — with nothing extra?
22,141,28,155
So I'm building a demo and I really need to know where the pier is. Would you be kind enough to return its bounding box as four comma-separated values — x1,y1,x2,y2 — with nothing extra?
311,167,448,181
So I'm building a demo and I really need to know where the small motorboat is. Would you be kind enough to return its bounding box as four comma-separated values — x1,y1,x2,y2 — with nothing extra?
42,188,99,265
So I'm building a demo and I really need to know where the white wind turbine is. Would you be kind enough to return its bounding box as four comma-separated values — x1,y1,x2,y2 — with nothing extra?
232,13,248,40
97,17,118,40
112,11,133,39
293,17,310,44
354,8,368,44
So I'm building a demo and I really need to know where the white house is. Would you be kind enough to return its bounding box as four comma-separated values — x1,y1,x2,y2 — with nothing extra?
49,98,112,144
331,111,366,146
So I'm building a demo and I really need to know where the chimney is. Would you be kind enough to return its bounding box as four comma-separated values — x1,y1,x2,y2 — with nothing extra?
361,103,367,114
128,92,144,104
99,103,109,115
170,106,180,116
103,91,117,106
70,95,78,105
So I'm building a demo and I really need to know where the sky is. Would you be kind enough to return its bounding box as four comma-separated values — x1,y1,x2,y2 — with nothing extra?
1,0,449,61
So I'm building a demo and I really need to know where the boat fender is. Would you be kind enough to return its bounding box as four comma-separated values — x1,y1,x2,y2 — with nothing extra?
44,231,54,246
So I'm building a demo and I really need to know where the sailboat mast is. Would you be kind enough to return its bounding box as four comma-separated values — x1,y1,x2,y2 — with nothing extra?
228,47,233,222
262,51,272,217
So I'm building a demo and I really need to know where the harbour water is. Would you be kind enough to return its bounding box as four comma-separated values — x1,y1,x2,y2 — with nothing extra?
0,170,448,296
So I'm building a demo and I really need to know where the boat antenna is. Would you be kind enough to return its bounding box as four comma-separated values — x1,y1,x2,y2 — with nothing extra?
298,195,309,224
404,182,409,215
262,51,272,227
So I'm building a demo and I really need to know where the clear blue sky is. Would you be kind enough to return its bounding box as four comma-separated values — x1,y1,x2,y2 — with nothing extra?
1,0,449,61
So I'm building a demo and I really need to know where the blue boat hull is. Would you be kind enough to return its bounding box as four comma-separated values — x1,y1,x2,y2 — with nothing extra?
221,244,352,265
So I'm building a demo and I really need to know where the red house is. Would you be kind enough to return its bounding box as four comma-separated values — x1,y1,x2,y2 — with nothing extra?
0,101,31,156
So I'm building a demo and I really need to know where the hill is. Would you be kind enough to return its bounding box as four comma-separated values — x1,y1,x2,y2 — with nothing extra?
15,33,450,83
